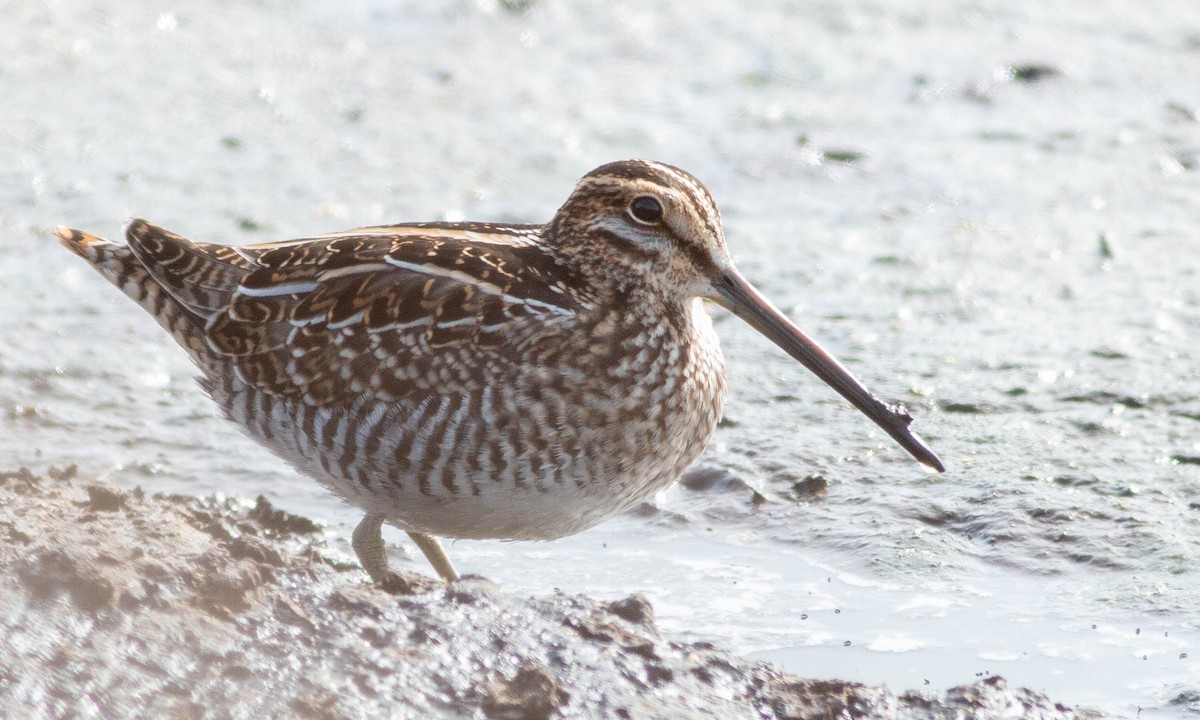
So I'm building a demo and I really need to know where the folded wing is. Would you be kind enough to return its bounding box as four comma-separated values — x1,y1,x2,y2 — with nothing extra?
177,223,589,405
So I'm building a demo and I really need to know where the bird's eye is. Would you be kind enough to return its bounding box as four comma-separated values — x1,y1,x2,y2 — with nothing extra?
628,196,664,225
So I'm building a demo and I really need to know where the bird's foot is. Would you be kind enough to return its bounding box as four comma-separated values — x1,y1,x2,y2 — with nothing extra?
376,570,440,596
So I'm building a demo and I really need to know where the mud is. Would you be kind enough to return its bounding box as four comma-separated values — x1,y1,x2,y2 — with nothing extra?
0,467,1090,719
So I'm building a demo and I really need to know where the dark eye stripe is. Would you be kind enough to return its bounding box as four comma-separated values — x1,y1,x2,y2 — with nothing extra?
592,227,660,262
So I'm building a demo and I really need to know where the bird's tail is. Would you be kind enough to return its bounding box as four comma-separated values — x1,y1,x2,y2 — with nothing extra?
55,221,233,364
56,225,145,297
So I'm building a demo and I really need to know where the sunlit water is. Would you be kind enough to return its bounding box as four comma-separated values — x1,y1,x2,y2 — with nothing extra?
3,1,1198,716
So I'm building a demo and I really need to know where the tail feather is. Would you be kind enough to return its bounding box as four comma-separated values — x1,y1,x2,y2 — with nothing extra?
57,226,165,307
56,226,146,298
55,223,221,366
124,219,253,315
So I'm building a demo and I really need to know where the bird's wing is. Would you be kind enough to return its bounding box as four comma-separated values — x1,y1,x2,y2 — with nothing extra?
194,223,589,405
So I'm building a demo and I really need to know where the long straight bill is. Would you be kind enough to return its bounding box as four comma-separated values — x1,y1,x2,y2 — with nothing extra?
710,270,944,473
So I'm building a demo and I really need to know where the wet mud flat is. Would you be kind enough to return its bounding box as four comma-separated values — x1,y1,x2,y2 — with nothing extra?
0,467,1091,720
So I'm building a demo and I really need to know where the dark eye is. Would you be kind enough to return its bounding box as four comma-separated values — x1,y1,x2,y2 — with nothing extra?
628,196,664,225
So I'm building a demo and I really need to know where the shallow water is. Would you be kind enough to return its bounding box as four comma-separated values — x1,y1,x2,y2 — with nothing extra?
3,1,1199,716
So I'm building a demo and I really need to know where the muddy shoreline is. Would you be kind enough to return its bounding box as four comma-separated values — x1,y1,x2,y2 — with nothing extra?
0,466,1091,719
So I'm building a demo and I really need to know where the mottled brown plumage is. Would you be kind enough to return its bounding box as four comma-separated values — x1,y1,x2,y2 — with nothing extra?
58,160,942,585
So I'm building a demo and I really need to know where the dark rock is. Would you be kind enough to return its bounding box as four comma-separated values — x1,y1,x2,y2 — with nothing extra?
1009,64,1061,83
482,663,569,720
249,495,322,536
679,465,738,492
85,483,127,512
606,594,656,630
790,474,829,498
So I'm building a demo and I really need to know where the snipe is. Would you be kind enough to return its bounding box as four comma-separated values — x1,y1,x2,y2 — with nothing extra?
58,160,942,585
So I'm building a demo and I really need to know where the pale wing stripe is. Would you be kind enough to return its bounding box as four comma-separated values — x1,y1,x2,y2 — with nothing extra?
238,281,319,297
463,229,539,246
327,311,365,330
367,317,433,333
383,257,506,293
300,227,538,246
382,256,575,316
319,262,393,280
232,247,259,264
435,316,477,329
520,297,575,315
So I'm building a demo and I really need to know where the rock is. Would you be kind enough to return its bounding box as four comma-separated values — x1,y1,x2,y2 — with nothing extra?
84,482,127,512
605,594,656,630
482,663,569,720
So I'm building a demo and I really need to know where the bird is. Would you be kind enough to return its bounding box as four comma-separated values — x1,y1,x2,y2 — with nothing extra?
57,159,943,586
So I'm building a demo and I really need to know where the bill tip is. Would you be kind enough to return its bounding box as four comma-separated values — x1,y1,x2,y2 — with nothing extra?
918,456,946,474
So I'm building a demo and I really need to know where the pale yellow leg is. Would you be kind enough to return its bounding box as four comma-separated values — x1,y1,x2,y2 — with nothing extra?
351,514,391,584
351,513,460,584
407,531,460,582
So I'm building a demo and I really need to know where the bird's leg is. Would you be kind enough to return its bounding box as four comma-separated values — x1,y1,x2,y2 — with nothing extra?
351,513,392,585
407,531,460,582
351,514,461,585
